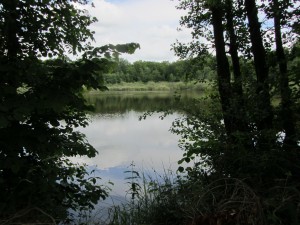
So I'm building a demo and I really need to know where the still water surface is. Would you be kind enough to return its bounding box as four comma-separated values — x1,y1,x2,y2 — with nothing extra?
75,91,193,196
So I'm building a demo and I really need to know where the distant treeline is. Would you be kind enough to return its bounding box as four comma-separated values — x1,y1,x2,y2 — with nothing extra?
102,46,300,84
102,56,217,83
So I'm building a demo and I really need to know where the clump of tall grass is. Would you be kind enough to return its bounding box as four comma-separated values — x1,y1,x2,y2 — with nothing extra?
106,164,265,225
107,164,185,225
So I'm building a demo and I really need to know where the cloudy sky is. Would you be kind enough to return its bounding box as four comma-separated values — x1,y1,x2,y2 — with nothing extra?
84,0,191,62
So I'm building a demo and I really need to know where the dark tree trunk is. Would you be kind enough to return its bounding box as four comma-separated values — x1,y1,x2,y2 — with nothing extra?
244,0,273,131
225,0,249,135
211,4,234,137
273,0,297,147
225,0,243,96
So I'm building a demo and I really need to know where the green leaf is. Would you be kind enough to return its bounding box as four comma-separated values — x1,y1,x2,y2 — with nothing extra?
178,166,184,173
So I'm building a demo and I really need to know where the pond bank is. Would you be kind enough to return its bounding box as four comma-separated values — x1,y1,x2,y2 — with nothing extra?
88,81,211,92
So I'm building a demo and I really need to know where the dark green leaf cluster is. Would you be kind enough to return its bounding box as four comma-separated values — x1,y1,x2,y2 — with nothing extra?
0,0,97,58
0,0,139,222
0,54,110,224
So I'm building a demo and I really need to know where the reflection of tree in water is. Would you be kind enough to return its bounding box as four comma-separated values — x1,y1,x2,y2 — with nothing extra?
85,92,198,114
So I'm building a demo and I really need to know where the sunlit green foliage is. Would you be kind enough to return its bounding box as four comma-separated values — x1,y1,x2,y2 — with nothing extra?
102,55,217,84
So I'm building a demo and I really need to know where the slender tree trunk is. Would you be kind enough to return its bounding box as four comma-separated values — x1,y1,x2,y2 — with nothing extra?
273,0,296,147
225,0,243,96
211,4,234,137
225,0,249,135
244,0,273,131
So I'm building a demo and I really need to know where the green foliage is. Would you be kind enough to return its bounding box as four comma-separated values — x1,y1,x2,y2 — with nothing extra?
170,0,300,224
169,46,300,224
101,55,217,84
0,0,97,58
0,0,139,222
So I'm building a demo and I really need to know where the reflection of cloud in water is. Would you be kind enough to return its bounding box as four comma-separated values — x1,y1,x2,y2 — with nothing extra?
72,110,182,195
73,110,182,171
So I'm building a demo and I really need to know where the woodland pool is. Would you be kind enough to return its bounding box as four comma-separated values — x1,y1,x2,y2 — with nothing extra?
73,91,197,196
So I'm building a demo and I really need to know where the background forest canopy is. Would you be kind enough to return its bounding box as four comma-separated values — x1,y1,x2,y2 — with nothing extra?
100,0,300,86
102,42,300,85
101,56,217,84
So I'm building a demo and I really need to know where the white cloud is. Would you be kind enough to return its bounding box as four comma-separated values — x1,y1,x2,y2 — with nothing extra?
84,0,191,62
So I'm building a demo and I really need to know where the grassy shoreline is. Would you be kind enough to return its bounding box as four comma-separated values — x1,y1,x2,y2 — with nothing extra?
99,81,210,92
